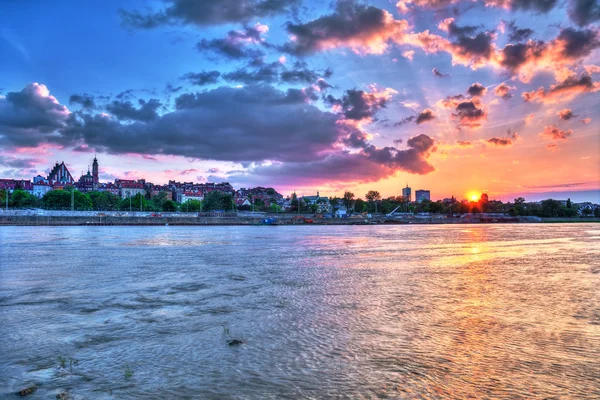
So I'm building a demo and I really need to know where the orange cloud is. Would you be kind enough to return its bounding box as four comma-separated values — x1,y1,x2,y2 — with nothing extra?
522,74,600,104
540,125,573,140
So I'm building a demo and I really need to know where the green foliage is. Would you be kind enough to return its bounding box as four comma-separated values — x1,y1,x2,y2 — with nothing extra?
343,191,354,210
269,203,282,213
566,198,572,209
119,193,147,211
354,198,365,212
582,208,593,216
162,200,177,212
42,190,92,210
594,208,600,218
89,191,120,210
540,199,561,217
182,199,201,212
10,189,40,208
202,191,233,211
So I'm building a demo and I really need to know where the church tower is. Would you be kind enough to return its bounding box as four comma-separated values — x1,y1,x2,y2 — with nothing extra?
92,156,99,186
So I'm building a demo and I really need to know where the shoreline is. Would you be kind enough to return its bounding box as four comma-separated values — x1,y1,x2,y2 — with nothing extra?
0,214,597,226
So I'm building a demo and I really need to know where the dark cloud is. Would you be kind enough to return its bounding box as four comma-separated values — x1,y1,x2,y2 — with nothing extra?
106,98,162,122
568,0,600,26
453,101,487,128
444,20,479,37
223,62,281,84
0,156,41,168
487,137,512,146
182,70,221,86
510,0,558,13
557,108,576,120
450,32,494,66
69,94,96,109
62,85,354,164
456,140,473,147
522,74,599,103
281,1,407,55
498,40,545,70
432,68,449,77
467,83,487,97
415,108,436,124
507,21,534,42
556,28,600,59
0,83,70,146
120,0,299,28
337,89,391,121
196,25,268,59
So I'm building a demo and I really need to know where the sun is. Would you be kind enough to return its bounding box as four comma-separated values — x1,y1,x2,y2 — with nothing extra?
467,191,481,201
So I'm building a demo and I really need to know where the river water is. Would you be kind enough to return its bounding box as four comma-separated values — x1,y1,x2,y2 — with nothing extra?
0,224,599,399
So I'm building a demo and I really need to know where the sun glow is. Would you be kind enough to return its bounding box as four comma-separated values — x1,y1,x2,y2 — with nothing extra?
468,191,481,201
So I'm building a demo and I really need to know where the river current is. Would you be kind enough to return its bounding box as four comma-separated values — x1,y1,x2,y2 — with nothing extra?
1,224,599,399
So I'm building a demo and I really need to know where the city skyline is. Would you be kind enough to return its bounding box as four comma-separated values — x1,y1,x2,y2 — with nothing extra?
1,0,599,203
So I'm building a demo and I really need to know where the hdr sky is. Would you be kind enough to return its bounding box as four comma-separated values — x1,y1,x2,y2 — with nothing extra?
0,0,599,202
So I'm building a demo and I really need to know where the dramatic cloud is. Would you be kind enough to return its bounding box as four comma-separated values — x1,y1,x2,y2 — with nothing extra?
415,108,436,124
449,31,495,69
467,82,487,97
453,101,487,129
182,70,221,86
222,60,331,86
120,0,299,28
568,0,600,26
522,74,600,104
506,21,534,42
196,23,269,59
281,1,409,55
106,98,162,122
493,82,515,99
69,94,96,109
540,124,573,140
438,18,480,37
557,108,576,120
432,68,449,77
0,83,70,146
326,86,397,123
497,28,600,82
397,0,559,14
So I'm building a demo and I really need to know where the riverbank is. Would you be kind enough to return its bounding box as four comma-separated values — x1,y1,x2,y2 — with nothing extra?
0,212,597,226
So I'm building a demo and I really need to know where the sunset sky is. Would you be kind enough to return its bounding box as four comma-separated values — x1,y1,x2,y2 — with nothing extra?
1,0,599,202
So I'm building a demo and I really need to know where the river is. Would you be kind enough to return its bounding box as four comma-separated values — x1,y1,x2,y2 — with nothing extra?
1,224,599,399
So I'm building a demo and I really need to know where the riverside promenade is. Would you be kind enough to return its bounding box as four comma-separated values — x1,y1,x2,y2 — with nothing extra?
0,209,564,226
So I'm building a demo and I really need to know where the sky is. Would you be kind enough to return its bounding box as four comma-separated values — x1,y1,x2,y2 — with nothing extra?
0,0,599,202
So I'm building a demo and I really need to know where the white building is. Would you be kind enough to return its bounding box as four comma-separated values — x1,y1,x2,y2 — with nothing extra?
33,181,53,198
181,192,204,203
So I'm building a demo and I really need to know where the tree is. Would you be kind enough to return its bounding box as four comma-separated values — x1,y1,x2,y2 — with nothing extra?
582,208,593,216
594,208,600,218
162,200,177,212
329,197,339,207
514,197,526,204
566,198,572,209
183,199,201,212
42,190,92,210
540,199,561,217
354,198,365,212
202,191,233,211
119,193,147,211
365,190,381,213
89,191,120,210
11,189,39,208
343,191,354,210
269,203,282,213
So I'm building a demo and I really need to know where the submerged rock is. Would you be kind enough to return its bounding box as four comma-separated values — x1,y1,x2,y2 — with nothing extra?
16,385,37,396
56,391,71,399
227,339,245,346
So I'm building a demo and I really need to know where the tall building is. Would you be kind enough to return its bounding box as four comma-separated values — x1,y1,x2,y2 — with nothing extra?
402,184,411,202
480,193,489,202
415,190,431,202
92,156,99,185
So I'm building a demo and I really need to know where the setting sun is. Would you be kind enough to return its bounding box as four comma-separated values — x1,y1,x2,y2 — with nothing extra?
468,192,481,202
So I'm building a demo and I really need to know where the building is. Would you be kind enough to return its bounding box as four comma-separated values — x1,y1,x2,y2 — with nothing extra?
76,170,95,193
180,192,204,203
33,181,52,198
0,179,33,194
480,193,489,202
92,156,99,186
402,184,412,202
415,190,431,202
302,191,331,213
116,179,146,199
98,182,120,196
47,161,75,185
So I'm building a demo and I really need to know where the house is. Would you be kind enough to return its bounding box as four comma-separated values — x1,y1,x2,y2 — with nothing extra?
180,192,204,203
302,191,331,213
